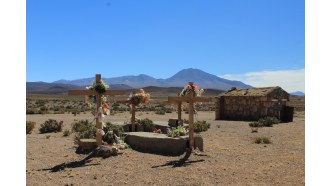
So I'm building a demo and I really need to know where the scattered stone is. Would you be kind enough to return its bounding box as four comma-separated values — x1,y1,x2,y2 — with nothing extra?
168,119,179,128
194,134,204,151
95,145,111,158
78,139,97,152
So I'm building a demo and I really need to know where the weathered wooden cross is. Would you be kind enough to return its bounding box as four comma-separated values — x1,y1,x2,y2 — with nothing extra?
167,95,212,149
68,74,127,146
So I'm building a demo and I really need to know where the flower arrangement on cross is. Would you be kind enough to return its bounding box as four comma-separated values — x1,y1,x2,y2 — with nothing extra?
86,80,110,115
179,82,204,114
180,82,204,97
127,89,151,109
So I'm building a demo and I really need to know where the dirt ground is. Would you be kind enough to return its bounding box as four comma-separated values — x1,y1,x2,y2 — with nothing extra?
26,111,305,185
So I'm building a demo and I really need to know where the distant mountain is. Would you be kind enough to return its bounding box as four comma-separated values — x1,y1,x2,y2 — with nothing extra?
165,68,252,90
27,82,132,94
290,91,305,96
52,68,252,90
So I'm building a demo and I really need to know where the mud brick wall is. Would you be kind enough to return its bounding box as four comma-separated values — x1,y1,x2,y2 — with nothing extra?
215,96,287,121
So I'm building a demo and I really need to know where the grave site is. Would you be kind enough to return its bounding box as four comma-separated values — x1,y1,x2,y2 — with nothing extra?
26,74,305,185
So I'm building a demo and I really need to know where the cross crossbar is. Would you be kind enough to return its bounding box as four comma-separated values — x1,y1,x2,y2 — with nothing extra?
67,74,127,146
68,90,127,96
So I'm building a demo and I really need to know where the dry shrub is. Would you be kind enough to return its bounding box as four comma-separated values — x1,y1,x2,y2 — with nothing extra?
71,120,95,141
39,119,63,134
63,129,71,137
254,137,271,144
26,121,36,134
194,120,210,133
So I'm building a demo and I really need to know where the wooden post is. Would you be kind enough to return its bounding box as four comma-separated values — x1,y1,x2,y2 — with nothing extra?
188,99,194,148
131,104,136,132
167,96,212,150
178,102,182,124
95,74,103,145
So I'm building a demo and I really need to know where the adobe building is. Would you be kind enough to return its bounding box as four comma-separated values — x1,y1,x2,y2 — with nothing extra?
215,86,294,122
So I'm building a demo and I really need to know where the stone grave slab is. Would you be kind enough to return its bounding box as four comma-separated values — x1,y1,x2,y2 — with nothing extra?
124,132,203,156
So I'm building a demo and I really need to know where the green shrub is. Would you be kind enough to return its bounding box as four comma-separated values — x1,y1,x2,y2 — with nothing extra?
72,120,93,133
103,131,116,145
137,118,155,132
26,121,36,134
167,126,187,137
39,119,63,134
63,129,71,137
249,121,261,128
194,120,210,133
262,137,271,144
254,137,271,144
102,122,124,145
103,122,124,137
258,117,280,127
26,109,36,114
254,137,262,144
155,109,165,115
71,120,95,141
251,128,258,133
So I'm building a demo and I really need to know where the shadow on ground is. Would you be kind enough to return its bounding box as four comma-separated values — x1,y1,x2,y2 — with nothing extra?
38,151,100,172
151,149,205,168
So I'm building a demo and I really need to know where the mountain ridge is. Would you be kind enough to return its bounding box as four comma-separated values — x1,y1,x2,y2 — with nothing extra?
52,68,252,90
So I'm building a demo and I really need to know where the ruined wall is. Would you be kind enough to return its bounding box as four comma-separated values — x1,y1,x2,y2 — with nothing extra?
215,96,287,121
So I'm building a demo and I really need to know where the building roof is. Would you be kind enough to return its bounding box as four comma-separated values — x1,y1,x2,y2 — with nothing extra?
218,86,285,97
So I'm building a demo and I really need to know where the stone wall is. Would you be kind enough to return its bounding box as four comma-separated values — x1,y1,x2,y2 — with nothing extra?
215,96,287,121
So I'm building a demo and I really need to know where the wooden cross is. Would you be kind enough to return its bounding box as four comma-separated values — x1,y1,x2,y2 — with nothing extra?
167,95,212,149
116,100,137,132
68,74,127,146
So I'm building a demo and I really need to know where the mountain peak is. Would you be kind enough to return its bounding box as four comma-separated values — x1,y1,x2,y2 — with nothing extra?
47,68,252,90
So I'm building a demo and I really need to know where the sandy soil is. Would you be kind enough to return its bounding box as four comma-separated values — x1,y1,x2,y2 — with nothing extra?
26,111,305,185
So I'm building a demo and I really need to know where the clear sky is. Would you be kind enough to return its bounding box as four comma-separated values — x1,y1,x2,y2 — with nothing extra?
27,0,305,92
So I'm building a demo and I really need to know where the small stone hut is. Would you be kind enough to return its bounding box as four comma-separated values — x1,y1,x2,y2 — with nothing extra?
215,86,294,121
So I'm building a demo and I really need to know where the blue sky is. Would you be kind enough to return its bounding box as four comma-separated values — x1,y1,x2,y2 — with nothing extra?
27,0,305,92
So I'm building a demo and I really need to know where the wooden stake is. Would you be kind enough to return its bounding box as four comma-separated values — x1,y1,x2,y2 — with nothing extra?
166,95,212,150
178,102,182,124
95,74,102,145
189,101,194,148
131,104,136,132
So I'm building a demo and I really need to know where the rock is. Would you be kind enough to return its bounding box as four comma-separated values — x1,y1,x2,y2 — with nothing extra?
168,119,179,128
194,135,204,152
95,145,111,158
111,147,118,156
123,123,144,132
77,139,97,153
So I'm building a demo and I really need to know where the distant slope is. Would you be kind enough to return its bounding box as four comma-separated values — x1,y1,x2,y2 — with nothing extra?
27,82,132,94
52,68,252,90
165,68,252,90
290,91,305,96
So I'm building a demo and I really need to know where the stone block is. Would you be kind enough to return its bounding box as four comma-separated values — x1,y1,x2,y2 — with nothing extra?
168,119,179,128
123,123,144,132
78,139,97,152
194,135,203,151
124,132,188,156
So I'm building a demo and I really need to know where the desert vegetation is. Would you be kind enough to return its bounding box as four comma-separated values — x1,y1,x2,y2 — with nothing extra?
26,94,305,185
39,119,63,134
